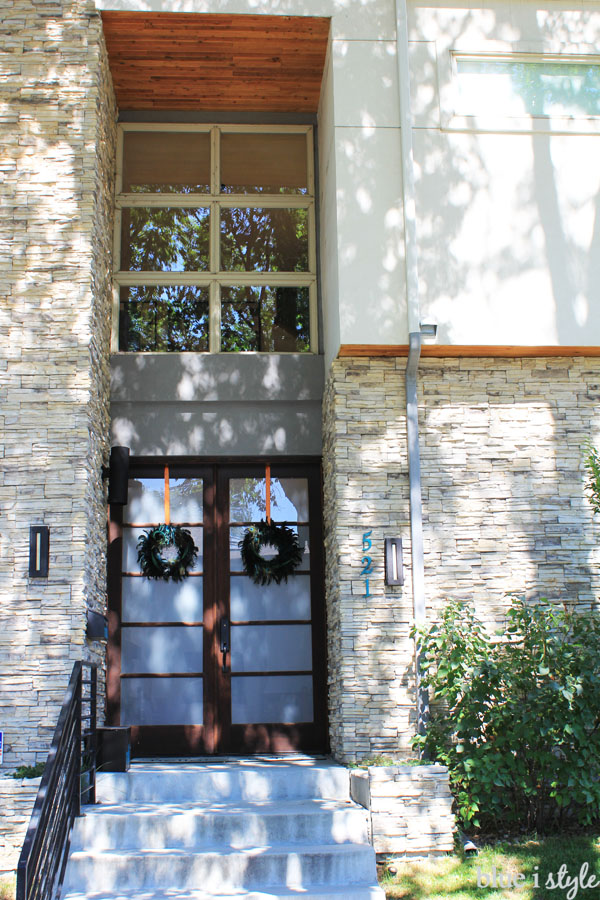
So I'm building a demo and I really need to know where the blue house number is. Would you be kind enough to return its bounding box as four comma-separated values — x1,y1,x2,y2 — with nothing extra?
361,530,373,597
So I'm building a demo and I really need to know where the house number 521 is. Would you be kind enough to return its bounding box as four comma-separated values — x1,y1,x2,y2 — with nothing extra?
361,530,373,597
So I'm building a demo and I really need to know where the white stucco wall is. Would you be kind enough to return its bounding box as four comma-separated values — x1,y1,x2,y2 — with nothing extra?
96,0,600,351
409,1,600,347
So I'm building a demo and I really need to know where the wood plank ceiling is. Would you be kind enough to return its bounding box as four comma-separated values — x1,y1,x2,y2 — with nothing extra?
101,12,331,112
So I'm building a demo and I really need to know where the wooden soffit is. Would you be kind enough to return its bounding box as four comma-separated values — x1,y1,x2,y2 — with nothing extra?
101,12,330,112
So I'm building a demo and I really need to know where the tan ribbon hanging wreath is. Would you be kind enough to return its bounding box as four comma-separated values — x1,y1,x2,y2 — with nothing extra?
137,465,198,582
239,463,303,586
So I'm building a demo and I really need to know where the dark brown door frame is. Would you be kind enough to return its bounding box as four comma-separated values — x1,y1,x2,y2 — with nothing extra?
107,457,328,757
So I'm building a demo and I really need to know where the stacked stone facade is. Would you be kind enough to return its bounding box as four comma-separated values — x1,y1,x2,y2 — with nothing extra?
0,0,116,859
323,356,600,762
350,764,455,857
323,358,416,762
0,777,41,875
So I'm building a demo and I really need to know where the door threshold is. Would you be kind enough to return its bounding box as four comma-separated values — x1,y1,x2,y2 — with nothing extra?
133,754,330,764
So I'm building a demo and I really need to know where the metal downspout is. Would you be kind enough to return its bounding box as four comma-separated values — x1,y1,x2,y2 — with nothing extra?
394,0,429,733
406,332,429,733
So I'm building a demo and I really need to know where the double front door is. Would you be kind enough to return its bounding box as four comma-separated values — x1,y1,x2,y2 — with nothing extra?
107,461,327,756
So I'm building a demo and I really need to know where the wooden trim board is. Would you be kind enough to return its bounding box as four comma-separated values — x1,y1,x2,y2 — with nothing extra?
338,344,600,358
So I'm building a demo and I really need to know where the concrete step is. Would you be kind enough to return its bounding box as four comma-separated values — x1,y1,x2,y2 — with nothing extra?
62,843,379,893
62,887,385,900
70,798,369,851
96,761,350,805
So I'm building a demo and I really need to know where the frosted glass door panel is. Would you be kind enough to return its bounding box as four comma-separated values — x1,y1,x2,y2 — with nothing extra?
232,675,313,724
229,477,308,522
121,677,203,726
126,479,165,523
229,527,307,572
272,479,309,522
125,477,203,524
122,577,203,623
230,575,310,621
231,624,312,672
123,527,203,572
121,626,203,674
169,478,203,523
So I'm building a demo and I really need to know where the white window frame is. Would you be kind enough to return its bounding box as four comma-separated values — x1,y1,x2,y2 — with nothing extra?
436,42,600,135
112,123,318,354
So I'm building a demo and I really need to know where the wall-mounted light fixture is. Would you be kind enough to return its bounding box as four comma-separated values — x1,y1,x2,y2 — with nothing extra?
29,526,50,578
385,537,404,586
86,609,109,641
102,446,130,505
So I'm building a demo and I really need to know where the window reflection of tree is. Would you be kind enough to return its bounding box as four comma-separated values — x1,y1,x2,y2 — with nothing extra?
123,207,210,272
221,286,309,352
220,207,308,272
120,286,209,352
506,61,600,117
120,199,310,352
219,204,309,352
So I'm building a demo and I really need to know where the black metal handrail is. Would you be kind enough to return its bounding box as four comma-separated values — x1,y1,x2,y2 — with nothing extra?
17,661,98,900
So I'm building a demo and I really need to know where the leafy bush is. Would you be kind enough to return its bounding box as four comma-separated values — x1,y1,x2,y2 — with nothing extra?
11,762,45,779
584,442,600,517
412,597,600,832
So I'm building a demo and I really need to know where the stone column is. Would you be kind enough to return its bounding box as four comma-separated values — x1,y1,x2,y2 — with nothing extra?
0,0,117,772
322,357,416,763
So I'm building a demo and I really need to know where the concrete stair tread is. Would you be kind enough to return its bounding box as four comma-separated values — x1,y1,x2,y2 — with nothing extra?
62,887,385,900
68,841,375,859
95,762,351,805
83,797,359,815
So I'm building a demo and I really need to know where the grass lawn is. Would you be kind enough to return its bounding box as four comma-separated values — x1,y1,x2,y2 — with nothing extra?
0,879,14,900
380,835,600,900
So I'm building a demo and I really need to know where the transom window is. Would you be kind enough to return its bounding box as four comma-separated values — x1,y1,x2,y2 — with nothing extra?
113,125,317,353
453,54,600,119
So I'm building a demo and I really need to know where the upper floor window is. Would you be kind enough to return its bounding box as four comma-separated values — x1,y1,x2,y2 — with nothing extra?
113,125,317,353
454,54,600,119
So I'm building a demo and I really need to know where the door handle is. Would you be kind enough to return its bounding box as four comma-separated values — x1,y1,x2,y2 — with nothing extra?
220,617,230,673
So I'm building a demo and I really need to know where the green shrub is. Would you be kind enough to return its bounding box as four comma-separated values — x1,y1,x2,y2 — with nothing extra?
11,763,45,779
412,597,600,833
584,442,600,517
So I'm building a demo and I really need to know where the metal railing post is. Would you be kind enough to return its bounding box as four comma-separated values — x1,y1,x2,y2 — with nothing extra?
89,665,97,805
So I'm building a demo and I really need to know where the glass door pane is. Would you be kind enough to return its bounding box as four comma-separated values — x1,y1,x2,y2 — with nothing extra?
228,474,314,726
120,473,204,729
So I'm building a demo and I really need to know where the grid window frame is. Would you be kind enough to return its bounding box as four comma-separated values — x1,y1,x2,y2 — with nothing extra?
112,123,318,354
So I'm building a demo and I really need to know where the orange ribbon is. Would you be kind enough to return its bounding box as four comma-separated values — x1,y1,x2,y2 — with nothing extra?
265,463,271,523
164,465,170,525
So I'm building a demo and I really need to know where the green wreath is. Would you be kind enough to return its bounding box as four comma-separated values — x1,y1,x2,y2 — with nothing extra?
239,520,303,586
137,524,198,583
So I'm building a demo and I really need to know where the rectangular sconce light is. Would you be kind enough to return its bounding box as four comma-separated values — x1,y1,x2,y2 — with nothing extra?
86,609,109,641
385,538,404,586
29,526,49,578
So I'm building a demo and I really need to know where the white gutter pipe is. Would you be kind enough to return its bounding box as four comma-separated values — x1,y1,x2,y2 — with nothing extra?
394,0,430,733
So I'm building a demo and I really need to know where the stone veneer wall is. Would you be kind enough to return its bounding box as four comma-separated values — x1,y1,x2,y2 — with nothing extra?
0,778,41,875
323,356,600,762
323,358,416,762
420,357,600,621
0,0,116,786
350,765,455,857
